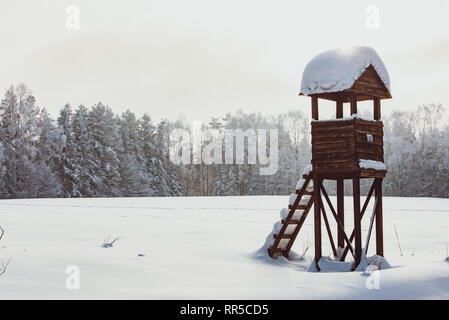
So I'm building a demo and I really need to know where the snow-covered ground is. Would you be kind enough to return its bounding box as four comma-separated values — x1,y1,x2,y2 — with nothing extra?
0,196,448,299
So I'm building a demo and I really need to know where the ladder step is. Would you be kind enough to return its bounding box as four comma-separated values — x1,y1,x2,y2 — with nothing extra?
296,190,313,195
288,204,307,210
273,233,292,239
281,219,300,224
268,247,287,256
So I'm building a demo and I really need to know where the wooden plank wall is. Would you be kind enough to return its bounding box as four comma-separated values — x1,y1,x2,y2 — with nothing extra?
312,119,358,173
311,118,384,174
355,119,384,162
349,65,391,100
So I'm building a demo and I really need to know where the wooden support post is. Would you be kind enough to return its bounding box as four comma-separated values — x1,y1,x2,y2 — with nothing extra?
352,177,362,269
350,95,357,115
313,174,321,269
319,198,337,257
375,178,384,256
319,184,355,259
337,179,344,249
312,96,319,120
336,99,343,119
364,191,379,254
340,180,376,261
373,98,381,120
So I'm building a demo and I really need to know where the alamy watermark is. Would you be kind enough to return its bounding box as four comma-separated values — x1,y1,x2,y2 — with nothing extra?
365,5,381,30
65,264,80,290
364,265,380,290
65,5,80,30
169,121,278,175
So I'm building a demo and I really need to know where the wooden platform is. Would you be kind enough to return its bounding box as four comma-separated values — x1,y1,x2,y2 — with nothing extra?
314,169,386,180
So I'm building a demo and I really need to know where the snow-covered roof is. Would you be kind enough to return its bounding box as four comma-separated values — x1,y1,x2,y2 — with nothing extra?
300,46,391,96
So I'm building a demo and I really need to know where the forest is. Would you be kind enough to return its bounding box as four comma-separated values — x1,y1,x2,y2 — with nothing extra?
0,84,448,199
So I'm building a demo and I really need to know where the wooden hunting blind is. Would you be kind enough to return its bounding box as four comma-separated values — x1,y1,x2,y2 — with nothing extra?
267,47,391,271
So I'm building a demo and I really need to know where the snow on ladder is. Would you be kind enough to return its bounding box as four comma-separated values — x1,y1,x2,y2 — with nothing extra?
267,167,314,259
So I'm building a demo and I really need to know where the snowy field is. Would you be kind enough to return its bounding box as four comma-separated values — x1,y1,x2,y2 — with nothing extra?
0,196,448,299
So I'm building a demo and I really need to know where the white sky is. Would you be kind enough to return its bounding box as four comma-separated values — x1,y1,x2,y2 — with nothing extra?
0,0,448,122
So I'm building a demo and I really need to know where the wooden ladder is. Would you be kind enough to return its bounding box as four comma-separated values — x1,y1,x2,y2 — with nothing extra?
268,172,314,259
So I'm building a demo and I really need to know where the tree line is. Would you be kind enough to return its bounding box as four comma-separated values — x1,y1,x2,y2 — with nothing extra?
0,84,182,198
0,84,447,199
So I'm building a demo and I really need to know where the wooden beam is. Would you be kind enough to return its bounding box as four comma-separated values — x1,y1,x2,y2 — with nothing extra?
297,190,313,195
374,98,381,120
288,204,307,210
340,180,376,261
375,178,384,256
361,181,376,220
269,248,286,255
319,184,355,259
350,94,357,115
336,99,343,119
313,174,321,269
364,193,379,254
312,96,319,120
337,179,344,248
320,198,337,257
281,219,300,225
352,177,362,269
273,233,292,239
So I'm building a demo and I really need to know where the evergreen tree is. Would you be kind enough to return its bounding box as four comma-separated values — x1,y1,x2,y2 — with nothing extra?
0,84,41,198
0,143,7,197
118,110,149,196
87,103,122,197
57,104,81,197
138,113,159,196
156,120,184,196
72,105,97,197
34,108,64,197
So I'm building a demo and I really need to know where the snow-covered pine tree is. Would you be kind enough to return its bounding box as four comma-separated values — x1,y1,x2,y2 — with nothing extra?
57,104,82,197
204,117,223,196
87,103,122,197
0,143,7,198
34,108,64,197
72,105,97,197
212,165,238,196
118,110,149,196
155,120,184,196
138,113,158,196
0,84,42,198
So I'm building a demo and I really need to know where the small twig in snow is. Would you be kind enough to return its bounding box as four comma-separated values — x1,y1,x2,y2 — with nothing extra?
0,258,12,277
394,225,403,256
102,236,120,248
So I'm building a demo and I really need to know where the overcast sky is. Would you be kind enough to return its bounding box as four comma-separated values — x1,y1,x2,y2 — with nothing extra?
1,0,448,122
